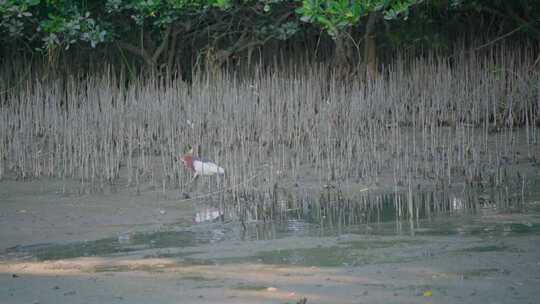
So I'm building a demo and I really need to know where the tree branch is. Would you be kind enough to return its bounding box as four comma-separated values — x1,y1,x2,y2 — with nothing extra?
116,41,154,66
152,24,172,63
167,26,179,72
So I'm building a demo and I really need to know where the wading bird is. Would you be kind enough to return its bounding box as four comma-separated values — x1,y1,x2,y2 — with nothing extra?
178,148,225,184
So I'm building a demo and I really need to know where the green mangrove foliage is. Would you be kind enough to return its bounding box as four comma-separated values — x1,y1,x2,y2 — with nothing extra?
1,1,539,76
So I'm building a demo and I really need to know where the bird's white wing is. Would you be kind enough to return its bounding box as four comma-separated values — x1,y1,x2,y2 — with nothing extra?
193,160,225,175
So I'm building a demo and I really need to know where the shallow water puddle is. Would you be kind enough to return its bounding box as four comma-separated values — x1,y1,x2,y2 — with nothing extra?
4,228,223,261
4,185,540,272
459,245,509,252
218,245,406,267
459,268,512,279
4,214,538,275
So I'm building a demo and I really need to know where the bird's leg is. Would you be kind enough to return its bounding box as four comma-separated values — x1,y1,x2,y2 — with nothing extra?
187,172,199,191
181,173,199,199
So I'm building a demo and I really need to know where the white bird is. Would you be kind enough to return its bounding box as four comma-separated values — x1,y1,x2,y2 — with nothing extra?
178,149,224,180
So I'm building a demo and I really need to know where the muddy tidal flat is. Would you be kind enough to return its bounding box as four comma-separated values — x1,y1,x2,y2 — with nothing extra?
2,175,540,304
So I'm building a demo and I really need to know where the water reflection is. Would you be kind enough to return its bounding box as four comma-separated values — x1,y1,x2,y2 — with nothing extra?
3,180,538,262
235,183,527,232
194,208,223,223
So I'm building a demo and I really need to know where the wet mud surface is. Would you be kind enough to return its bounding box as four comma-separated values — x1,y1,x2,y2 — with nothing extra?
1,178,540,303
